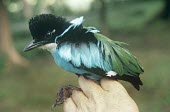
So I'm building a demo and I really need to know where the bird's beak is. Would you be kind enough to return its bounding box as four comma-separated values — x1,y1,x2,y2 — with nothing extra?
23,40,46,52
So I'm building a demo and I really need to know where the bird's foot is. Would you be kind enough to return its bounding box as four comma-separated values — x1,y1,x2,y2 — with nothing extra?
51,85,81,109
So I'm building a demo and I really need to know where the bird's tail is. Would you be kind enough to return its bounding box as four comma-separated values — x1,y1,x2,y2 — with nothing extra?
112,75,143,91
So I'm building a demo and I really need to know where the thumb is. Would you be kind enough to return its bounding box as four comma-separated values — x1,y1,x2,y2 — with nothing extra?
64,98,77,112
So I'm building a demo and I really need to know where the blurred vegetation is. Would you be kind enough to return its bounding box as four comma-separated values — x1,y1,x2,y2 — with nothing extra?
0,0,170,112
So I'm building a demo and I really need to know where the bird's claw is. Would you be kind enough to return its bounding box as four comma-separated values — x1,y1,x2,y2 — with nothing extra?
51,85,81,109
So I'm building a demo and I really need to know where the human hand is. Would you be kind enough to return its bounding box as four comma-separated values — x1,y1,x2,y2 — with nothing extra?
64,76,139,112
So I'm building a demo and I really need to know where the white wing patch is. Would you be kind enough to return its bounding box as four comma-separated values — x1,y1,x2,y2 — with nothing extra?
106,71,117,77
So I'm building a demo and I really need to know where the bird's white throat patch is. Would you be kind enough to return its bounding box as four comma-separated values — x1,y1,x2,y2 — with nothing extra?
39,43,57,52
106,71,117,77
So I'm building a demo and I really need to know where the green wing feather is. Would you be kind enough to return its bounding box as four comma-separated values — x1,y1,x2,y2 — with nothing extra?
94,33,144,76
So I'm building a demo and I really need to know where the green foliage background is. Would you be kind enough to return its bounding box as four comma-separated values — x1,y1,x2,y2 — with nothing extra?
0,0,170,112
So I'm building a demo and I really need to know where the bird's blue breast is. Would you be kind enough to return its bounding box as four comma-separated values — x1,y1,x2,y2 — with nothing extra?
49,41,114,80
51,48,89,75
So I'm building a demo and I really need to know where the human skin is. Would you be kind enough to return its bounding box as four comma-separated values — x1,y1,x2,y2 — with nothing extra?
64,76,139,112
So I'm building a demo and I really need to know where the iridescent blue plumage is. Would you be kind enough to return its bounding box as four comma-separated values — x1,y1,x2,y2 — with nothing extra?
24,14,144,90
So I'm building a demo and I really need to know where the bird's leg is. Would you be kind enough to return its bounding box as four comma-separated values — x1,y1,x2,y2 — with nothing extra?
51,85,81,109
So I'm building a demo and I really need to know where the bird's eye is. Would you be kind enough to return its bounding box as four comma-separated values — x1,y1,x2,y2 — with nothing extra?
45,32,51,39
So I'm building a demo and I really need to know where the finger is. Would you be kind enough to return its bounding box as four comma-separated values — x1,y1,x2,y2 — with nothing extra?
100,78,128,94
64,98,76,112
78,76,104,98
71,90,88,107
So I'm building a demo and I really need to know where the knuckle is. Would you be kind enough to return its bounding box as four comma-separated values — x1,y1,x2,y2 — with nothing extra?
72,90,81,97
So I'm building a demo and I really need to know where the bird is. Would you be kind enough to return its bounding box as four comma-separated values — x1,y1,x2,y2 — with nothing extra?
24,14,144,105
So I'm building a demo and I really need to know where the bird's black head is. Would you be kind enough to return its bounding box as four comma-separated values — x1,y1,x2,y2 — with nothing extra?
24,14,70,52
